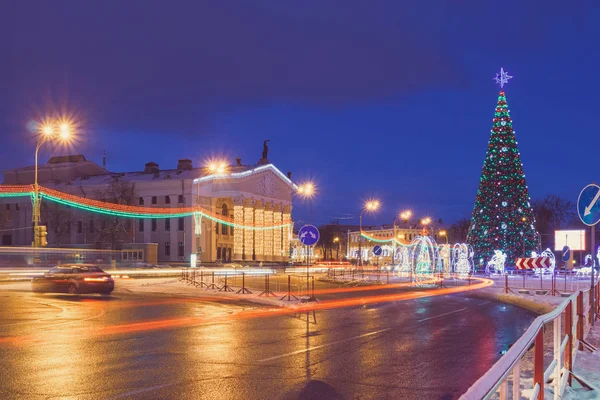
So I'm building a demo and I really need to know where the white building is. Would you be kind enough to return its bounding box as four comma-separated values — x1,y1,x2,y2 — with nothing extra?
0,154,296,263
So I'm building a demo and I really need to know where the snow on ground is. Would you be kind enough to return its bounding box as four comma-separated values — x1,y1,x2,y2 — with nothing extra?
117,278,302,308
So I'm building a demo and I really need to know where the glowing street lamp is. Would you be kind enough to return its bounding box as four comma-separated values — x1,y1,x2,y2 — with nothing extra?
32,118,74,247
393,209,412,263
439,230,448,244
400,210,413,222
296,181,316,200
207,159,229,175
333,237,340,262
295,180,318,295
420,217,432,236
358,199,380,266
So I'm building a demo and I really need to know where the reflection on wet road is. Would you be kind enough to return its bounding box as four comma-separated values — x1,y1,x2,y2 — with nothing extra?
0,286,535,399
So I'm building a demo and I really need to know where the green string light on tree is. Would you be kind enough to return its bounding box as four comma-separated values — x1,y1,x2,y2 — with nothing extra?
467,68,539,266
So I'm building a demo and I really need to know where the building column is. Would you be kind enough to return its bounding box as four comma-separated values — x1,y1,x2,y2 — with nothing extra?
273,204,283,262
263,202,274,262
233,197,244,261
282,205,292,264
254,200,264,261
243,199,254,261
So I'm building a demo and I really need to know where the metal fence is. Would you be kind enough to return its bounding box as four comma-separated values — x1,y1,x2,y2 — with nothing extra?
461,279,599,400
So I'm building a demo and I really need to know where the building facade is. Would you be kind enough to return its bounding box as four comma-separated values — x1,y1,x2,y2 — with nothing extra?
0,155,296,263
347,224,443,265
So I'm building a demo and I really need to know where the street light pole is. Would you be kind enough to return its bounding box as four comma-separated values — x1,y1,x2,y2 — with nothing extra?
32,121,72,247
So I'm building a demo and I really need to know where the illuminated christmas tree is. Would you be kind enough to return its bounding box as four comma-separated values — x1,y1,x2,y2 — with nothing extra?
467,69,539,266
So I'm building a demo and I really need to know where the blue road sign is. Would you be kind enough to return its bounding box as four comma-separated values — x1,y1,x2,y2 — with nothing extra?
562,246,571,262
373,245,383,256
298,225,320,247
577,184,600,226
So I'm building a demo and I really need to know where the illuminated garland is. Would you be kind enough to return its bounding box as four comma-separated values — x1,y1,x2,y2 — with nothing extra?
0,185,291,231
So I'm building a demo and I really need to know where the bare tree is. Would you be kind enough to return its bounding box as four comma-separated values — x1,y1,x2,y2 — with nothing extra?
449,218,472,243
94,179,136,250
533,194,575,249
41,201,75,246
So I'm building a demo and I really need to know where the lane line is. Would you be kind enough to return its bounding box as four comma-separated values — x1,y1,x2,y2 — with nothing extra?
259,301,492,362
417,301,490,322
258,328,392,362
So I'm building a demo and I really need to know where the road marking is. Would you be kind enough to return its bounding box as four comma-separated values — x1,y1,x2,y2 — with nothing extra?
258,327,392,362
417,301,490,322
108,382,179,399
259,301,492,362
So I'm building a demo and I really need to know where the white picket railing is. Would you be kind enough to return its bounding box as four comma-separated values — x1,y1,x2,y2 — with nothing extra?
461,280,599,400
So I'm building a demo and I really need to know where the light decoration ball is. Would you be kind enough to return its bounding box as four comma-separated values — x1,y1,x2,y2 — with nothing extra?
467,69,538,265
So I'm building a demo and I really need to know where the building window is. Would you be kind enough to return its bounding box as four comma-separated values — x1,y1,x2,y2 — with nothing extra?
16,204,19,211
152,196,157,205
89,220,94,233
165,196,170,204
77,221,83,233
152,219,157,231
165,219,170,231
139,219,144,232
178,195,184,204
178,242,184,257
165,242,171,256
178,217,184,231
139,197,144,205
221,204,228,235
217,247,222,260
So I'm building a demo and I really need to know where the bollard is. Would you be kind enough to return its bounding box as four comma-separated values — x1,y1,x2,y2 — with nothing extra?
386,270,390,284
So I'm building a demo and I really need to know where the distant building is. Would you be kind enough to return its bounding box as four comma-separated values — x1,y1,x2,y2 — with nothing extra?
347,223,444,265
0,154,296,264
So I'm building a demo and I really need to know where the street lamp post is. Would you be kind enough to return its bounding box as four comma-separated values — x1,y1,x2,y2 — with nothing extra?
392,210,412,265
439,230,448,244
295,181,316,296
32,120,72,247
359,200,380,267
333,237,340,262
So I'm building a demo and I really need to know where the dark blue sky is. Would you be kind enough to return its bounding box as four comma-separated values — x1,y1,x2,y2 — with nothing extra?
2,0,599,227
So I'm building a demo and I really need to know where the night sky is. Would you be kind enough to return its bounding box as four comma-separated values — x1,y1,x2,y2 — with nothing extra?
2,1,599,227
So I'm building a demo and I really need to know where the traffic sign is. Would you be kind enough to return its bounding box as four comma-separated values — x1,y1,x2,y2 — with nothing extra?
577,184,600,226
515,257,552,270
373,245,382,256
562,246,571,262
298,225,320,247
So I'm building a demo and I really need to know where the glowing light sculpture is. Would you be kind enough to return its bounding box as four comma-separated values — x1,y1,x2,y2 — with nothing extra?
410,235,439,285
452,243,472,279
485,250,507,275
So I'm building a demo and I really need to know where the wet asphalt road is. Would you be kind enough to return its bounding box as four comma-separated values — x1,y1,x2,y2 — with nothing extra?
0,284,535,400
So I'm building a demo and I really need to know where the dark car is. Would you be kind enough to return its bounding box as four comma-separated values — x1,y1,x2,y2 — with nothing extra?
32,264,114,295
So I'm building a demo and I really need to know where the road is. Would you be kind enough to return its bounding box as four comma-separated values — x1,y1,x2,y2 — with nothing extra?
0,282,535,400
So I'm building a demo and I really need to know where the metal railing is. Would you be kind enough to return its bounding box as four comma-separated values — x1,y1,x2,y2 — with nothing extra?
461,280,599,400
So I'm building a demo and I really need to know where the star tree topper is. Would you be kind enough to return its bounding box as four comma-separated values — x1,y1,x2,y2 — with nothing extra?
493,67,513,88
